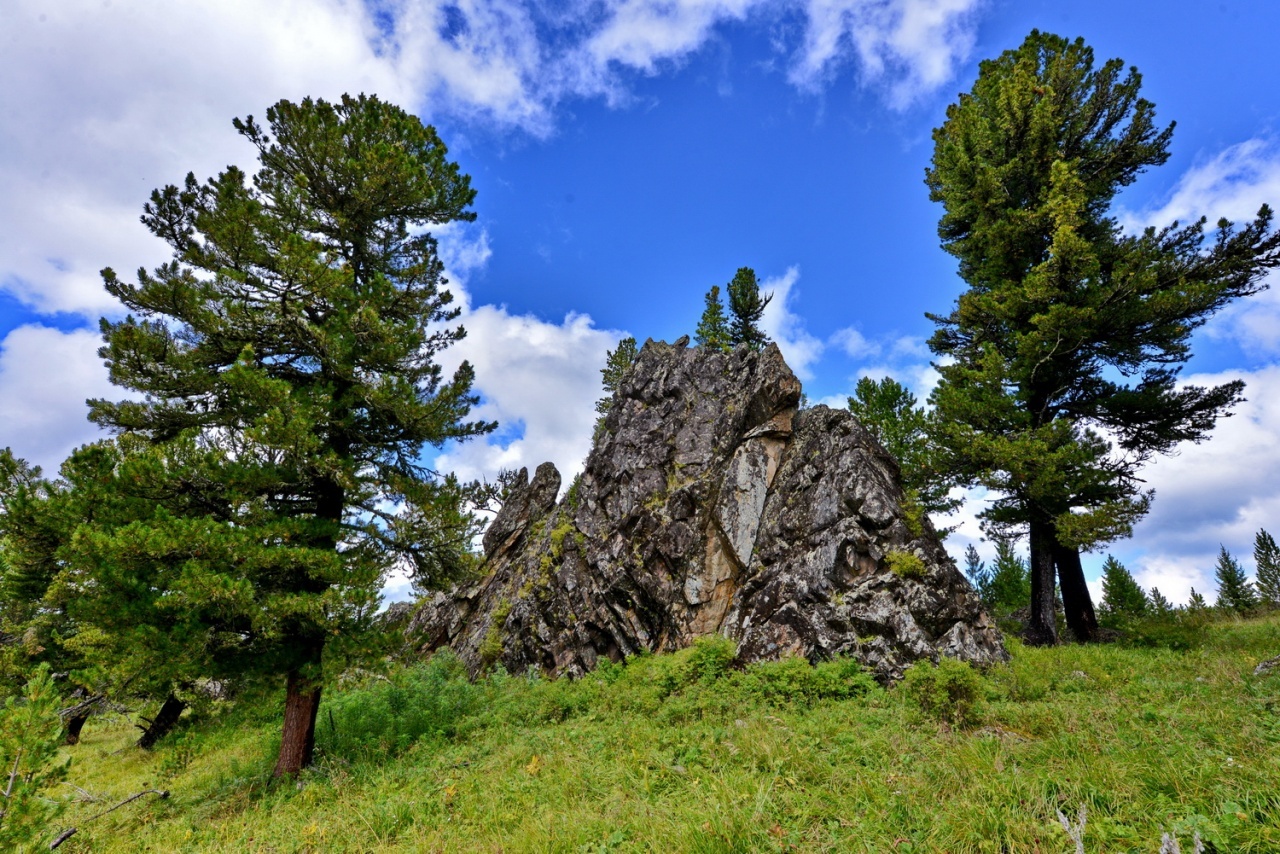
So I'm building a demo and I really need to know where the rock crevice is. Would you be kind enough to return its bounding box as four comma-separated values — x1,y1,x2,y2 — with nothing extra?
408,340,1006,681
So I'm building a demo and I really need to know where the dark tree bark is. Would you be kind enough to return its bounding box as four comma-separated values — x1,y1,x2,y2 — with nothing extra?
137,693,188,749
1025,517,1059,645
1055,543,1100,642
273,666,323,777
64,711,91,745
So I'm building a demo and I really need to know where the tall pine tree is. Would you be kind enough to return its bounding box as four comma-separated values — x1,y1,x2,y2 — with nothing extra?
926,31,1280,644
90,95,493,775
1098,554,1148,625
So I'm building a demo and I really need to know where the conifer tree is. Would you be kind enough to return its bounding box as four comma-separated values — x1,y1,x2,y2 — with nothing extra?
595,336,638,421
962,543,990,600
1253,528,1280,607
1098,555,1148,625
926,31,1280,644
694,286,731,352
847,376,960,520
986,541,1032,613
1187,587,1208,610
726,267,772,350
1148,587,1174,614
89,95,493,775
1214,545,1258,612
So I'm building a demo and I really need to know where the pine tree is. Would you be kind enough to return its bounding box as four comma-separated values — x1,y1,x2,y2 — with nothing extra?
89,94,493,775
962,543,990,600
595,336,638,421
694,286,731,352
847,376,960,520
1253,528,1280,607
1187,587,1208,610
1148,587,1174,614
1214,545,1258,612
926,31,1280,644
1098,555,1148,625
726,267,772,350
987,541,1032,613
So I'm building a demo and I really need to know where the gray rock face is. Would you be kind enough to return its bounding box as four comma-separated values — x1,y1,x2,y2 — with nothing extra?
408,341,1006,682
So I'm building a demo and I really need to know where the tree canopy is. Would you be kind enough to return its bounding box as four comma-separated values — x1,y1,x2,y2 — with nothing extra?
926,31,1280,644
89,94,492,775
726,267,772,351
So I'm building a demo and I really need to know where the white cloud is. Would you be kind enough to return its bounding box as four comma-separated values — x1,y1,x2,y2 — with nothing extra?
759,266,825,380
791,0,983,107
0,326,116,474
434,307,626,487
831,326,882,359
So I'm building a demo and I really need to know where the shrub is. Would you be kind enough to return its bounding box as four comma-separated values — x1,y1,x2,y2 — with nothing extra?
886,549,926,579
0,664,68,850
316,652,481,763
900,657,984,728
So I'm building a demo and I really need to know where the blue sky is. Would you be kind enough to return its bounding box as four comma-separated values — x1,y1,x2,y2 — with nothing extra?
3,0,1279,603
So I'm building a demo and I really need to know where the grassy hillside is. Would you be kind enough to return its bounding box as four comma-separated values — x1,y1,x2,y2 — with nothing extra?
45,615,1280,852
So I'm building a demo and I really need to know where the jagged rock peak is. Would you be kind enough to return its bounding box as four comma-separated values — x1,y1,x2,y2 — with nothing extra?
408,339,1006,682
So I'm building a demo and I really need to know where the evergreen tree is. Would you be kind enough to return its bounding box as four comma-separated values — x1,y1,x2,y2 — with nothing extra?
1253,528,1280,607
1098,554,1148,625
694,286,731,352
847,376,960,520
1187,587,1208,610
1213,545,1258,612
962,543,990,600
1148,587,1174,614
926,31,1280,644
726,267,772,350
595,336,638,421
89,94,493,775
986,541,1032,613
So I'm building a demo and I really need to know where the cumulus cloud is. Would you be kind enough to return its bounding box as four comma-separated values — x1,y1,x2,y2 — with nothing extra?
759,266,825,380
0,326,116,474
790,0,984,107
433,307,626,487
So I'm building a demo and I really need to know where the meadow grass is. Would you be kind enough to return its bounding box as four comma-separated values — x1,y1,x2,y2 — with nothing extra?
45,614,1280,852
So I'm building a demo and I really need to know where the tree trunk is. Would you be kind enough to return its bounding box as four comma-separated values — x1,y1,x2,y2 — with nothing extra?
273,663,323,777
64,711,90,745
1055,543,1100,642
137,693,188,750
1025,516,1059,645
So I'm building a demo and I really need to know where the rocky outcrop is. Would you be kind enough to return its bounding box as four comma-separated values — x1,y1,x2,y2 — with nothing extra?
408,340,1006,682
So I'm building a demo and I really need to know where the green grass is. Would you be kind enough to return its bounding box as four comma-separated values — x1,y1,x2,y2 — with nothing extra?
43,615,1280,852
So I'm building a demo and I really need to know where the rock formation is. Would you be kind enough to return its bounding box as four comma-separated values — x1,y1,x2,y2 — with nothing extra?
408,340,1006,682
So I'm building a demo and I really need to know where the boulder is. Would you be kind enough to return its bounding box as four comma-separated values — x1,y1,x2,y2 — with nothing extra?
407,340,1006,682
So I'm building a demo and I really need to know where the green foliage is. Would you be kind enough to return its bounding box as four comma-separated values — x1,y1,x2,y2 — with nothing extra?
899,657,984,728
725,267,772,351
1214,546,1258,612
594,337,639,437
1253,529,1280,607
317,653,482,762
87,94,493,773
986,541,1032,613
962,543,990,598
0,665,69,851
926,30,1280,640
885,549,926,580
1099,555,1149,626
847,376,960,521
1148,587,1175,615
479,601,514,668
693,285,731,352
36,614,1280,851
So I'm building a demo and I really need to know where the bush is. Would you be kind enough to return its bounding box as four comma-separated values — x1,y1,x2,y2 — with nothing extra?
740,655,878,704
900,657,984,728
316,652,481,763
0,664,68,850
